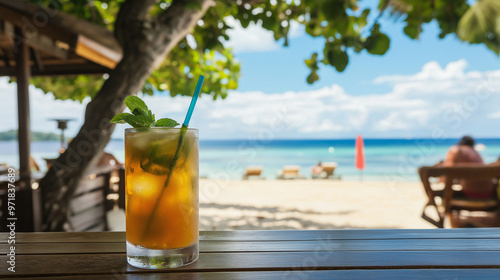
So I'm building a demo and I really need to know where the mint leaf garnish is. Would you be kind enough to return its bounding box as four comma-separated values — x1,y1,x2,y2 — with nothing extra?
127,115,154,127
110,112,152,127
110,113,134,124
155,118,179,128
125,96,150,117
110,96,180,128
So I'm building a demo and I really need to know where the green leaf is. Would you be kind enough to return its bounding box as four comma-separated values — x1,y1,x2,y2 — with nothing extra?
125,96,150,117
365,33,390,55
111,96,180,128
110,113,134,124
306,72,319,84
403,25,419,39
126,115,153,128
327,49,349,72
155,118,180,128
305,53,319,71
457,0,500,53
185,1,203,10
110,112,153,128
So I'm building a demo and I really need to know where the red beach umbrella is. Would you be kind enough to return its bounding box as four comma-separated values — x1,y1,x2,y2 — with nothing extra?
355,134,365,181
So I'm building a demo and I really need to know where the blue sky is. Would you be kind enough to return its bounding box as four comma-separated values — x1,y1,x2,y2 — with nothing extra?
233,9,499,96
1,2,500,140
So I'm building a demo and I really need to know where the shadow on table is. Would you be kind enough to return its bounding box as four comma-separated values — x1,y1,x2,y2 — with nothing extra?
200,202,394,231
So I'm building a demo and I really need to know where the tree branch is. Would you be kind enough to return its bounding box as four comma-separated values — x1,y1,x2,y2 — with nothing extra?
155,0,213,57
115,0,157,46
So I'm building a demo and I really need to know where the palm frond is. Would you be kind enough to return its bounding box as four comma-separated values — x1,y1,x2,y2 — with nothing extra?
458,0,500,54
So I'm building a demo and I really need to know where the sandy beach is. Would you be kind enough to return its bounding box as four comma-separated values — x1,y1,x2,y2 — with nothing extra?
198,179,434,231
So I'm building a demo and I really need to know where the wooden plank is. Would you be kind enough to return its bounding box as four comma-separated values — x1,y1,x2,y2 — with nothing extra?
4,269,500,280
0,243,125,255
0,3,74,45
85,222,106,232
0,232,124,243
200,238,500,252
75,35,122,69
0,63,110,76
199,229,500,241
421,165,500,179
73,176,106,197
2,251,500,277
0,0,121,55
4,238,500,255
68,203,106,232
70,189,105,214
2,21,69,59
2,229,500,244
30,47,44,72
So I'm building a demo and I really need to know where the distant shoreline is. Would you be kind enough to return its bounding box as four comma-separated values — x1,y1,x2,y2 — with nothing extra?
1,137,500,142
0,130,60,141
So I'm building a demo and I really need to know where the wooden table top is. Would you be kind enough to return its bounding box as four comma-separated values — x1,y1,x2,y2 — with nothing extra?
1,229,500,279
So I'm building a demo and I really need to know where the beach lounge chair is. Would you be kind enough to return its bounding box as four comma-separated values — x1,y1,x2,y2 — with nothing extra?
0,163,9,175
242,166,264,180
277,165,304,180
316,162,341,180
418,165,500,228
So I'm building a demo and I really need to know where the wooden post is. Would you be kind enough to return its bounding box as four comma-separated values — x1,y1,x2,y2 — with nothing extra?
15,27,31,189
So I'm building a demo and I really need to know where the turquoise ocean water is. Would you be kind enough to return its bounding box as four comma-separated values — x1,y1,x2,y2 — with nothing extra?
1,138,500,182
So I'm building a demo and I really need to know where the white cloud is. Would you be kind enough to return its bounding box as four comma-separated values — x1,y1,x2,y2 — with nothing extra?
2,59,500,141
223,18,304,53
489,111,500,119
174,59,500,139
224,17,279,53
0,78,88,138
289,20,304,38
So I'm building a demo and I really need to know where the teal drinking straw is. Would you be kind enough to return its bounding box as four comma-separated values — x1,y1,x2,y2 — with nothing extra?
141,75,205,241
183,75,204,127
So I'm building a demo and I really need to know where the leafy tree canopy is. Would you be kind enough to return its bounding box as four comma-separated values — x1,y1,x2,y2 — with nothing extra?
25,0,498,102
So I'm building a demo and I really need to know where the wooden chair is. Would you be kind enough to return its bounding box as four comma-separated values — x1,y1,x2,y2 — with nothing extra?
0,181,38,232
242,166,264,180
277,165,304,180
65,168,113,232
0,164,9,175
418,165,500,228
1,166,119,232
319,162,341,180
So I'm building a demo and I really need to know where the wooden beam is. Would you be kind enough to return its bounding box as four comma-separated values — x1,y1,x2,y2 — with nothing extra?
0,0,121,55
75,35,122,69
3,21,68,60
0,3,74,46
0,21,14,67
0,49,9,67
14,27,31,189
0,63,110,76
30,47,44,72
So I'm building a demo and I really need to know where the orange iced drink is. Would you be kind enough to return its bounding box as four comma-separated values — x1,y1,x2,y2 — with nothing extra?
125,128,198,269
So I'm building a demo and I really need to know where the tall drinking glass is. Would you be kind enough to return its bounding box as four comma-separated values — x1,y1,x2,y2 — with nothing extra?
125,127,199,269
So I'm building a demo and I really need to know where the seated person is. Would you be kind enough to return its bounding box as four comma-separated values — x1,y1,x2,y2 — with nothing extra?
442,136,495,199
311,161,323,179
30,156,40,171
